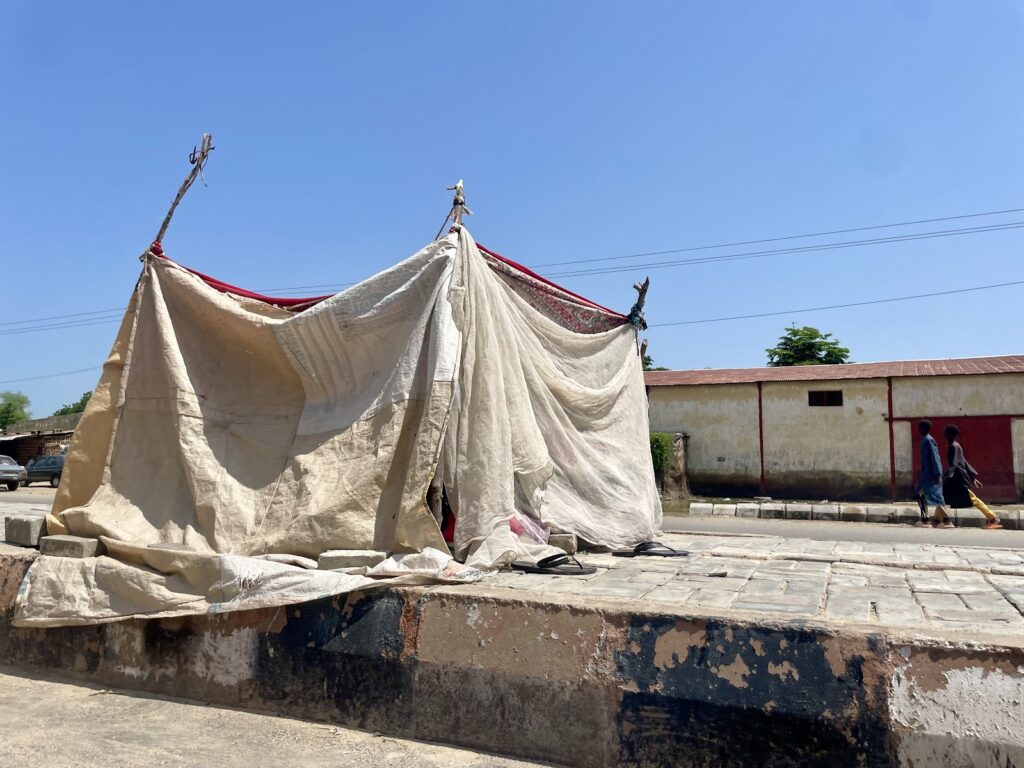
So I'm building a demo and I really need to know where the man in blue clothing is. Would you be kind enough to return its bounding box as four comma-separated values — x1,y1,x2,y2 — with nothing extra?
915,420,953,528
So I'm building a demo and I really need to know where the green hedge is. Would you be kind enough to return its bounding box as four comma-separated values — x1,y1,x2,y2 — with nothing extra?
649,432,671,474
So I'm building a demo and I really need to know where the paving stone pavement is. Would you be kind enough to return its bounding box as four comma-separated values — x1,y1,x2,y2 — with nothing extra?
471,532,1024,638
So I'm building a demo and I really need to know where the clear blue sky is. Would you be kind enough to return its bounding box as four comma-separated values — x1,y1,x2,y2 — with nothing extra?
2,1,1023,417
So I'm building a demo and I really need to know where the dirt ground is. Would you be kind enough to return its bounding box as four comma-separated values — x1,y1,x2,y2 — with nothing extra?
0,667,549,768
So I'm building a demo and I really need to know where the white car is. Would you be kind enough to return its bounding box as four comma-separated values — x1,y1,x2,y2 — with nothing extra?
0,455,28,491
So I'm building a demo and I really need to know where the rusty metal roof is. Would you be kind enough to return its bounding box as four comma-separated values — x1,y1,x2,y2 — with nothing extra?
644,355,1024,387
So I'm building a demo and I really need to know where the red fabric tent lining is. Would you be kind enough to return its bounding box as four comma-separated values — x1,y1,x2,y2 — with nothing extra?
155,242,625,318
475,243,627,319
157,255,333,310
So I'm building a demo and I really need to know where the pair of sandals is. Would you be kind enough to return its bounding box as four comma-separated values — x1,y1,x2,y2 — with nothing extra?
510,540,687,576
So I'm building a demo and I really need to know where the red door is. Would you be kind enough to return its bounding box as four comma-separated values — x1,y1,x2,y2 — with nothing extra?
911,416,1017,502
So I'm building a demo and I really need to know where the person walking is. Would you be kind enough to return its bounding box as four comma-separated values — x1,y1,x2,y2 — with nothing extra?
942,424,1002,530
915,420,953,528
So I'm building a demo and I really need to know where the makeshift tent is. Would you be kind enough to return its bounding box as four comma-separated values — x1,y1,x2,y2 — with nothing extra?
14,166,660,627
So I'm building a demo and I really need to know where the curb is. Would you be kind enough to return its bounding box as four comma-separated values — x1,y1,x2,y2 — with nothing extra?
686,501,1023,529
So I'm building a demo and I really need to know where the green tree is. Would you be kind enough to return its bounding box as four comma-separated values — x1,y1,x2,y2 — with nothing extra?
766,325,851,367
649,432,671,474
52,391,92,416
0,391,31,430
642,354,668,371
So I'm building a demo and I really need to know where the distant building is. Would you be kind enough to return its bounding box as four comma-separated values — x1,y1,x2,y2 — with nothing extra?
645,355,1024,502
0,412,81,465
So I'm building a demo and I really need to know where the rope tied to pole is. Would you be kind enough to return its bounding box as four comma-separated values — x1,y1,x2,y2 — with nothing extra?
628,276,650,331
434,179,473,240
143,133,215,260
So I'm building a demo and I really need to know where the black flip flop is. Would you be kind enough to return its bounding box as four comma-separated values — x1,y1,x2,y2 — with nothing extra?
612,541,688,558
510,553,596,575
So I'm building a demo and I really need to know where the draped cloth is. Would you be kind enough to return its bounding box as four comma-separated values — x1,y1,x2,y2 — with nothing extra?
15,229,660,627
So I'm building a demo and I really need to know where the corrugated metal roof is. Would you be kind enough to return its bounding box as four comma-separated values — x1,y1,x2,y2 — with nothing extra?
644,355,1024,387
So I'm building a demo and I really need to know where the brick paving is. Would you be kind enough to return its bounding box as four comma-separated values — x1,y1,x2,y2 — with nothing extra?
476,532,1024,637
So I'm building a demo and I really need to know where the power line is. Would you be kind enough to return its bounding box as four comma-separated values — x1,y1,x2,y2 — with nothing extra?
649,279,1024,327
0,366,101,385
0,307,124,328
0,315,124,337
5,207,1024,331
529,205,1024,269
546,220,1024,278
7,278,1023,386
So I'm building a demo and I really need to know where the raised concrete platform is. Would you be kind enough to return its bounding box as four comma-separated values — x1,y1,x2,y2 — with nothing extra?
2,535,1023,767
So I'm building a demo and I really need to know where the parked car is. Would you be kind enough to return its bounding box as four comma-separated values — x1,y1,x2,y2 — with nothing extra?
25,455,65,488
0,455,28,491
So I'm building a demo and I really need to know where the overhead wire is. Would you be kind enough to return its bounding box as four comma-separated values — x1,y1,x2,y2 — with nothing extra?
545,220,1024,278
0,366,102,385
528,205,1024,268
648,279,1024,327
6,279,1023,385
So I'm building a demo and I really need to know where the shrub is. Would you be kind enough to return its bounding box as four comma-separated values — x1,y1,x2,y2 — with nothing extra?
649,432,671,474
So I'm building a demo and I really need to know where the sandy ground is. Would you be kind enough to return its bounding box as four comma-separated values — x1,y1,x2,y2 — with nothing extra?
0,667,550,768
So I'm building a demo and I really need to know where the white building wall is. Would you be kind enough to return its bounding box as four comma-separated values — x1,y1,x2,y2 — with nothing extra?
1013,419,1024,497
892,374,1024,417
647,384,761,492
649,371,1024,500
760,379,891,497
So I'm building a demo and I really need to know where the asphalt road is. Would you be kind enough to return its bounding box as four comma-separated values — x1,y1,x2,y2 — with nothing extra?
8,487,1022,549
0,667,546,768
664,514,1024,548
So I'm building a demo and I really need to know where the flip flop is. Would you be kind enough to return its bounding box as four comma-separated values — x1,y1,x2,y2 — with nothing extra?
612,541,689,558
510,553,596,576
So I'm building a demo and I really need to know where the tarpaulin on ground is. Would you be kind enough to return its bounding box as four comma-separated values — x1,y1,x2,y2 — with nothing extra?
14,228,660,627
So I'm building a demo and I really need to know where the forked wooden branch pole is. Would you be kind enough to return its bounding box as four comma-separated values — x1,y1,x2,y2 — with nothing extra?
151,133,215,249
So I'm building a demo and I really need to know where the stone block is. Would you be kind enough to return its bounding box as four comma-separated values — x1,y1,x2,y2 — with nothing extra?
147,543,195,552
811,504,840,521
712,504,736,517
735,503,760,518
319,549,388,570
688,502,714,517
893,506,923,524
39,535,104,558
952,507,989,528
758,502,786,519
548,533,577,555
785,503,812,520
865,506,895,524
5,515,45,547
839,505,867,522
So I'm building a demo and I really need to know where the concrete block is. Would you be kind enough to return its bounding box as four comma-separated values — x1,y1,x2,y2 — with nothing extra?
548,533,577,555
735,503,760,518
759,503,786,519
894,506,923,525
1002,510,1022,531
811,504,840,521
318,549,388,569
865,506,896,524
39,535,104,558
5,516,45,548
688,502,714,517
785,503,812,520
839,505,867,523
712,504,736,517
952,508,988,528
